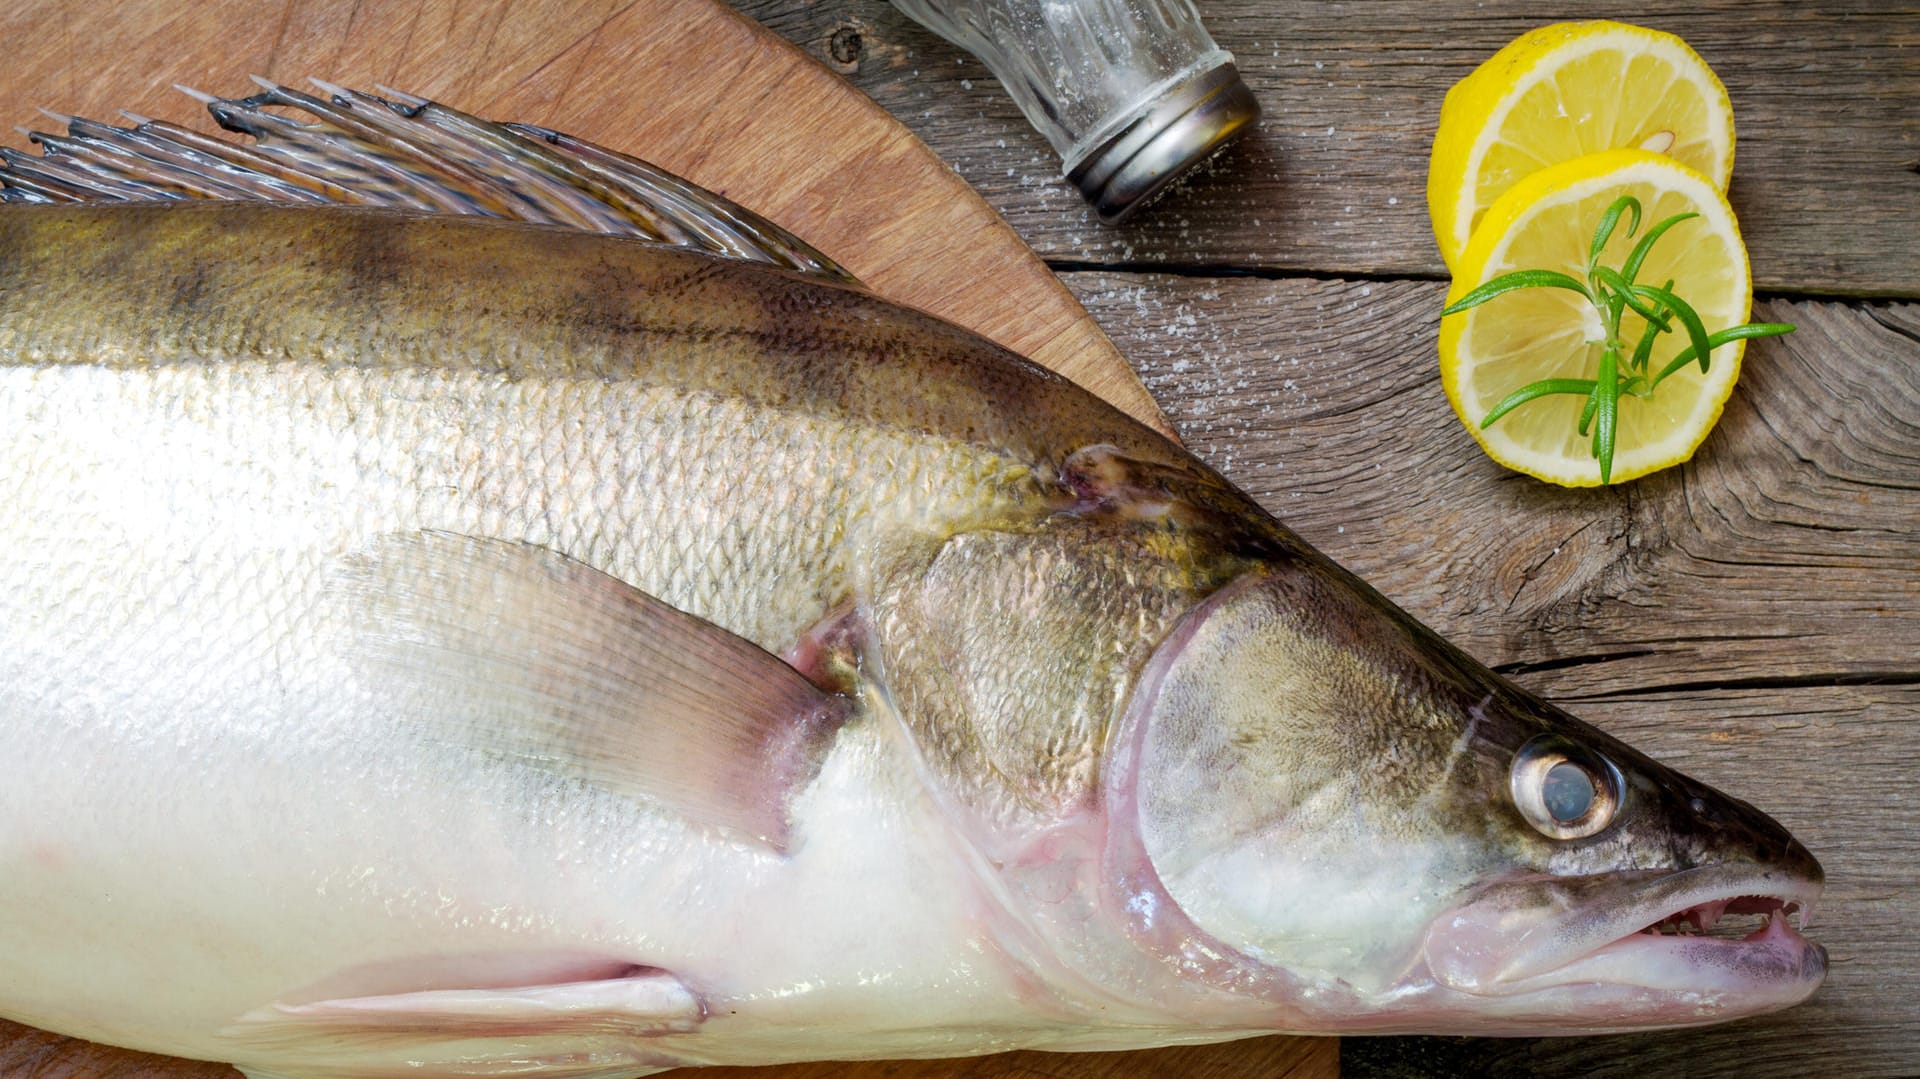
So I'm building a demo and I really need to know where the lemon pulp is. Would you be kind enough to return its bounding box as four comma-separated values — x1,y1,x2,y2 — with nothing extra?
1439,150,1751,486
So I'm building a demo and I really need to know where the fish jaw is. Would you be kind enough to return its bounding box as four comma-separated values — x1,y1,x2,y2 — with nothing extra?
1411,863,1826,1032
1082,799,1828,1037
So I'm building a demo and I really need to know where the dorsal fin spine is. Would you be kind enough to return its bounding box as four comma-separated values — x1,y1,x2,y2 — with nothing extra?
0,80,861,288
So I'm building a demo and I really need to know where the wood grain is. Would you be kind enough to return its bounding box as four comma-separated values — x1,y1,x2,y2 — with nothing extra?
746,0,1920,298
0,0,1171,434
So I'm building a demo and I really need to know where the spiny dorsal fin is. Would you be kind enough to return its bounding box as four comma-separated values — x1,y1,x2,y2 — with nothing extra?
0,79,858,286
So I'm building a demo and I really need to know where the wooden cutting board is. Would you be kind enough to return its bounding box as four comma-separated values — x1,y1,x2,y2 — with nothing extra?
0,1,1329,1077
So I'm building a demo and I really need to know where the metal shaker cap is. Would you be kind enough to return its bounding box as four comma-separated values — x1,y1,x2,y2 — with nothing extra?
1065,62,1260,224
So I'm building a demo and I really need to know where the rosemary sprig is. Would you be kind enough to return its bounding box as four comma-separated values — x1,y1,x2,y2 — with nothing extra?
1441,195,1795,483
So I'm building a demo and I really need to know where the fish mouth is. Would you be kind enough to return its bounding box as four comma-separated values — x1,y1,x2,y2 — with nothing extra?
1422,864,1826,1029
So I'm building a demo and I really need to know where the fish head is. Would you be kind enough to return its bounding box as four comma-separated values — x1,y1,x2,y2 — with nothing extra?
1101,556,1824,1034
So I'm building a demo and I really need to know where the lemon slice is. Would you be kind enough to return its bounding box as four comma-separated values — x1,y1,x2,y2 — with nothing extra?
1439,149,1752,486
1429,21,1734,271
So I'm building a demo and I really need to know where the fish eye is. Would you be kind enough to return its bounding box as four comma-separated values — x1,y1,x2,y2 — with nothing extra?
1510,735,1621,840
1542,761,1595,822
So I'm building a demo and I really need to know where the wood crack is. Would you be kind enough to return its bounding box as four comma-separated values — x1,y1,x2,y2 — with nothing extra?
1565,670,1920,700
1866,304,1920,349
1634,633,1820,646
1493,648,1658,677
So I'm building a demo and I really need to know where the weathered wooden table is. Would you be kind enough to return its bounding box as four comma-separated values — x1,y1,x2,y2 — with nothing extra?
0,2,1912,1079
733,1,1919,1076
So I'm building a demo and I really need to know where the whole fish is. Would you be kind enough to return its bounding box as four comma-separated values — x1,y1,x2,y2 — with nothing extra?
0,88,1824,1079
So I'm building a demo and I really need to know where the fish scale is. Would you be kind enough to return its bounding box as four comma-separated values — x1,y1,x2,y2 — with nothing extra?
0,204,1092,638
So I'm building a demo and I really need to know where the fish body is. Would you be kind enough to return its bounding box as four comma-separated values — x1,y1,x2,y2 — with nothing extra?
0,197,1825,1077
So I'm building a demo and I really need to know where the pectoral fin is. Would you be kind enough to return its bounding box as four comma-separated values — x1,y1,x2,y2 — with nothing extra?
228,966,698,1078
336,532,850,851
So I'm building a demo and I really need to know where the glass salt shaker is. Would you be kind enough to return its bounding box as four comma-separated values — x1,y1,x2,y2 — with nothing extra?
890,0,1260,222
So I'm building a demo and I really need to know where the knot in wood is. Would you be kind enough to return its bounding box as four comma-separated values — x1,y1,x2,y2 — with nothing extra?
828,25,866,68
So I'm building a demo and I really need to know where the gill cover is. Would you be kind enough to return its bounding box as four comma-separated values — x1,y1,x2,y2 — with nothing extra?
1104,563,1495,1001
